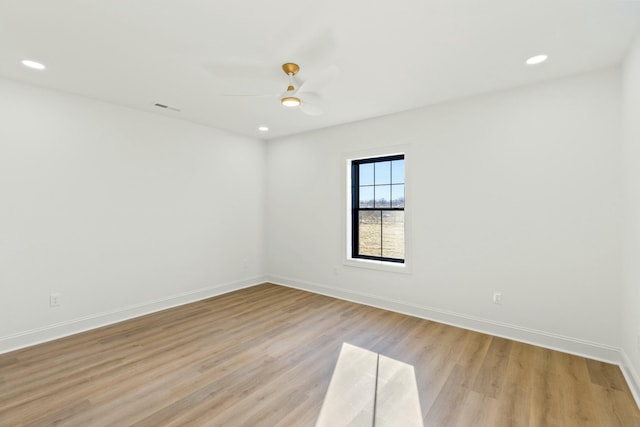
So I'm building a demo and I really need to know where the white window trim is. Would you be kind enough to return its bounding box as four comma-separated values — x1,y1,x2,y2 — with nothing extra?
342,144,412,274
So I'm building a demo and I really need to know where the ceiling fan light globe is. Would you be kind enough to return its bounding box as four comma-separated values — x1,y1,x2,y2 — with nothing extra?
281,96,301,107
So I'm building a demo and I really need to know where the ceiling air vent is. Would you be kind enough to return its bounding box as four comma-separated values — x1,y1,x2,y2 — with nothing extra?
154,103,181,112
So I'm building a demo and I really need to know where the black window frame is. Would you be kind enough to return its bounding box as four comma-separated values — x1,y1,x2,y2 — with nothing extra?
351,154,405,263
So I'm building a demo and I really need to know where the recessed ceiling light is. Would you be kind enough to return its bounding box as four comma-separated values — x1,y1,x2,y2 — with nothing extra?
258,126,269,132
21,59,46,70
526,54,548,65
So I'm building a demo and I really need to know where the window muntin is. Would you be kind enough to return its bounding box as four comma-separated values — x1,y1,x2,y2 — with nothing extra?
351,154,405,263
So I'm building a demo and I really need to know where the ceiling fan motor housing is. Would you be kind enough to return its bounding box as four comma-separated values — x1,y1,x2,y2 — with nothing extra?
282,63,300,76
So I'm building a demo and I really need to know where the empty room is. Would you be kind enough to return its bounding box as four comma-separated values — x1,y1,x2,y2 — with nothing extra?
2,1,640,426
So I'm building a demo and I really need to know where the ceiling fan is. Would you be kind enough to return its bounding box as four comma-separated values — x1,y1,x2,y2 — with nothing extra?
279,62,326,116
205,26,338,115
215,61,337,116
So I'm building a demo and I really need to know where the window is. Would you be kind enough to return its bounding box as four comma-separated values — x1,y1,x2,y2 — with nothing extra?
351,154,405,263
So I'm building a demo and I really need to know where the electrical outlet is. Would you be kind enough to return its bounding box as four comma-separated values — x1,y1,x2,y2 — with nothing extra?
493,291,502,305
49,292,61,308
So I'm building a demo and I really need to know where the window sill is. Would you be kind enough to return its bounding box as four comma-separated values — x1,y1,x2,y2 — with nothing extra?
343,257,412,274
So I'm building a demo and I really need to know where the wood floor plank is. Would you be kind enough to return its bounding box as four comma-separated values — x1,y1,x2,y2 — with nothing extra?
422,364,471,427
528,345,568,426
1,283,639,427
494,341,534,426
412,322,468,416
591,384,640,426
587,358,632,392
470,336,512,398
454,389,499,427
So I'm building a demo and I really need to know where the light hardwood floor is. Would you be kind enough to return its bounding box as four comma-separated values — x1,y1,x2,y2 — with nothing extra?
1,283,639,426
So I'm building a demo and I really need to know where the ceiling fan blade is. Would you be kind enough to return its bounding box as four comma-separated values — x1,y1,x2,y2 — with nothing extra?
220,92,280,98
203,58,282,94
301,92,321,104
203,58,279,81
297,65,339,94
300,92,323,116
287,28,337,71
300,102,323,116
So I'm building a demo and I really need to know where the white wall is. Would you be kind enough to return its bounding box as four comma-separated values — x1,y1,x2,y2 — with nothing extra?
0,64,630,372
0,78,266,351
267,68,623,360
622,36,640,401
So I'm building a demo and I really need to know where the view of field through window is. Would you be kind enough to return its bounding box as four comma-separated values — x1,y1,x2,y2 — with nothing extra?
358,211,405,259
354,156,405,261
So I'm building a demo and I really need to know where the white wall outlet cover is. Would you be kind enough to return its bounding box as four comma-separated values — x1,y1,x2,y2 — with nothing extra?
49,293,61,307
493,291,502,305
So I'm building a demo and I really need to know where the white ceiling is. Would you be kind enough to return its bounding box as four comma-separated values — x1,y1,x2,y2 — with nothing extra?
1,0,639,140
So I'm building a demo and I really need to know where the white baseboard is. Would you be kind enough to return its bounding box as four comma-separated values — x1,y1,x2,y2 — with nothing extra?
621,350,640,409
268,274,623,365
0,275,267,355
